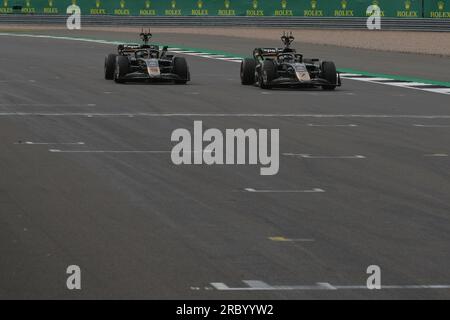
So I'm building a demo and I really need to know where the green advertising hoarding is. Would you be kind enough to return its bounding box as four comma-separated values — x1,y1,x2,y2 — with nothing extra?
1,0,65,14
244,0,422,17
0,1,448,18
424,0,450,17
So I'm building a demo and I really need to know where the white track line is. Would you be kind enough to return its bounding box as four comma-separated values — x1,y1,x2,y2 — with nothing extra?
16,141,85,145
424,153,448,157
210,280,450,291
421,88,450,94
2,113,450,119
268,236,315,242
376,81,427,87
413,124,450,127
172,51,205,55
244,187,325,193
196,55,226,59
347,77,392,82
49,149,171,153
307,123,358,127
283,153,366,159
50,150,159,153
215,57,243,61
0,104,96,107
340,76,450,95
48,149,212,154
339,73,365,77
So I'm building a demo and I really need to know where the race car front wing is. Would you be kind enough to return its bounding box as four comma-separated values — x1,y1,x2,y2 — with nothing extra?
268,73,341,87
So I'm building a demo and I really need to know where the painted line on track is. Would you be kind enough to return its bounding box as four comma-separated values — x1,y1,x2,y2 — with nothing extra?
339,73,450,95
48,149,213,154
413,124,450,128
2,113,450,119
243,188,325,193
16,141,85,145
269,236,315,242
0,103,96,107
49,149,171,153
307,123,359,127
283,153,366,159
1,33,449,95
209,280,450,291
424,153,449,157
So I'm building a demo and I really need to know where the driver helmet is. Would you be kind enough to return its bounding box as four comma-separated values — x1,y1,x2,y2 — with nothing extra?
148,50,158,58
136,50,149,59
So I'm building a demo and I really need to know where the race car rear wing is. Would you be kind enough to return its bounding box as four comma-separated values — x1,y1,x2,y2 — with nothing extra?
255,48,283,56
253,47,297,59
118,43,160,55
117,44,140,54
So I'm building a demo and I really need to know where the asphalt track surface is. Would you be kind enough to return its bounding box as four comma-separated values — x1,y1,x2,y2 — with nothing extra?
1,31,450,299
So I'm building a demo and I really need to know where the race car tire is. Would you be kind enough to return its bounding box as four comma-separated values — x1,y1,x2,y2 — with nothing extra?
114,56,129,83
259,60,277,89
240,58,256,85
321,61,337,90
104,54,117,80
173,57,189,84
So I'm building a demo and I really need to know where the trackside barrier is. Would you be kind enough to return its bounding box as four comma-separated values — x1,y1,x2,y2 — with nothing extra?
1,15,450,31
0,0,449,18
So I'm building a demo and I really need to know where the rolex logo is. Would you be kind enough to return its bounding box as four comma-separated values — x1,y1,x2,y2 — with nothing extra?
120,0,125,8
404,0,411,10
224,0,230,9
197,0,203,9
281,0,287,9
171,0,176,9
372,0,378,5
311,0,317,10
26,0,31,7
3,0,8,6
438,1,444,10
96,0,101,8
341,0,347,10
48,0,53,7
252,0,258,9
145,0,150,9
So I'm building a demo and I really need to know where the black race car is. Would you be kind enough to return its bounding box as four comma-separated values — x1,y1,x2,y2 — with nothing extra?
104,30,190,84
240,32,341,90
